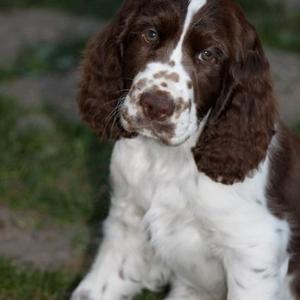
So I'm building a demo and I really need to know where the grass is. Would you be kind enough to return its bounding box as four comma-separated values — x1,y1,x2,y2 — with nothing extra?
0,258,73,300
0,95,167,299
0,40,86,81
0,95,112,223
0,258,164,300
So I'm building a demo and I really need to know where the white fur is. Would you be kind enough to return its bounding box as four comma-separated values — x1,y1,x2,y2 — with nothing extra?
72,132,293,300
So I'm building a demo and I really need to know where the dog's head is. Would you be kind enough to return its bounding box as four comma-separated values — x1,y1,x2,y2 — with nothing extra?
79,0,276,183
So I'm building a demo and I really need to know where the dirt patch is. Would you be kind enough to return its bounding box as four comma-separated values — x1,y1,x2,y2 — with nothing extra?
0,69,81,122
0,205,89,271
267,49,300,125
0,9,102,68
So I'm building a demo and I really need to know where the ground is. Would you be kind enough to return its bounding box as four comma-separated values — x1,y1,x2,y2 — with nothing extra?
0,3,299,300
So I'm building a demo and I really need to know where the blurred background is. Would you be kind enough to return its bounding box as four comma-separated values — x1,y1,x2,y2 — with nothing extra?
0,0,299,299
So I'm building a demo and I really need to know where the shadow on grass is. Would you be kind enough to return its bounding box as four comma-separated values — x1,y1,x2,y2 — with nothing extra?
80,135,112,270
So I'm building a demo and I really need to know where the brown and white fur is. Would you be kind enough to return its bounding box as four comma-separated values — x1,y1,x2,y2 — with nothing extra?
71,0,300,299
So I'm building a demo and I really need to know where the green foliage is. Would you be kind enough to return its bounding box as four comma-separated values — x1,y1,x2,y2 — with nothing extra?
238,0,300,52
0,96,112,223
253,12,300,52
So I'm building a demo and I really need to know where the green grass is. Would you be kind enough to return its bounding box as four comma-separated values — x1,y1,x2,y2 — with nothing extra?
0,94,165,299
0,40,86,81
0,95,112,223
0,258,164,300
0,258,74,300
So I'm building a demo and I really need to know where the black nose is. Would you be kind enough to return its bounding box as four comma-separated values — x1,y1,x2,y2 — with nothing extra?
140,91,175,121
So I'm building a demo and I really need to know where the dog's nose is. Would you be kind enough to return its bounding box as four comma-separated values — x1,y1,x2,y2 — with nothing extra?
140,91,175,121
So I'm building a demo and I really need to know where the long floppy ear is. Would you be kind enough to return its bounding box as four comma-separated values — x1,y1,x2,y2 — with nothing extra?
193,24,277,184
78,0,138,140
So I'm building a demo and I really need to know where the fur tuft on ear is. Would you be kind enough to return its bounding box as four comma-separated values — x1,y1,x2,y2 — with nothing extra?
78,0,138,140
193,26,277,184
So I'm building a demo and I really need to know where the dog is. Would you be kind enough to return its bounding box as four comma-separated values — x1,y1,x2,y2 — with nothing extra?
71,0,300,299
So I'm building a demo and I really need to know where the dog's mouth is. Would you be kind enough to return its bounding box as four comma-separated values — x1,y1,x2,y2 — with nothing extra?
120,100,196,146
120,108,176,144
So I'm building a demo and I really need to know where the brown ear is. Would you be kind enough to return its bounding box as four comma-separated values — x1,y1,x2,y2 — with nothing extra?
193,25,277,184
78,0,138,140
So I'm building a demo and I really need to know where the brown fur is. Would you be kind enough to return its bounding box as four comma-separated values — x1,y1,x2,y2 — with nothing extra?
268,126,300,296
78,0,186,140
191,0,276,184
78,0,140,140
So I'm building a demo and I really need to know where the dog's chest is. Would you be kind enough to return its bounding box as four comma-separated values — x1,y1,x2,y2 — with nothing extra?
109,137,291,296
111,138,220,276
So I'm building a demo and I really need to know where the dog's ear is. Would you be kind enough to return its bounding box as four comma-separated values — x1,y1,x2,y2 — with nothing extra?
193,23,277,184
78,0,138,140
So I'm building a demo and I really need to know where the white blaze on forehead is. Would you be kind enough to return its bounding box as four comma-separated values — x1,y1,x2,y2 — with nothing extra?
171,0,207,62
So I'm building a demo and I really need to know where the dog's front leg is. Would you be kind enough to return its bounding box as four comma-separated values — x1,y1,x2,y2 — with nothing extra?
71,196,151,300
224,246,289,300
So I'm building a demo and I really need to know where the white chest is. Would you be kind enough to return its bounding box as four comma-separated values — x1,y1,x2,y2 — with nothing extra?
111,137,226,285
109,137,289,292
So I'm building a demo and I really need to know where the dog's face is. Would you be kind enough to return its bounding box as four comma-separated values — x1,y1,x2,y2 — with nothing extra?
79,0,275,184
120,0,229,145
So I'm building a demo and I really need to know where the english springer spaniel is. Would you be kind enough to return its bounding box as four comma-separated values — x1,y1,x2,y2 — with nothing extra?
72,0,300,299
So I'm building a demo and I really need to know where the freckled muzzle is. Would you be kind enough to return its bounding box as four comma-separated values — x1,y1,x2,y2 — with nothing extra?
120,63,197,145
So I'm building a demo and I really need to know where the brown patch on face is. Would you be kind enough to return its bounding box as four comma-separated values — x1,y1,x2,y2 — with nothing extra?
175,97,190,118
153,71,168,79
128,79,148,104
153,71,179,83
165,72,179,82
187,80,193,90
135,78,147,90
168,60,175,67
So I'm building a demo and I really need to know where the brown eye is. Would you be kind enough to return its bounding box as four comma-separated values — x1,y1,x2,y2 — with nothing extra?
198,49,215,62
142,28,159,44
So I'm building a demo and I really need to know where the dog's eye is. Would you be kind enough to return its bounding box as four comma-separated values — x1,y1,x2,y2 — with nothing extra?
142,29,159,44
198,49,216,63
